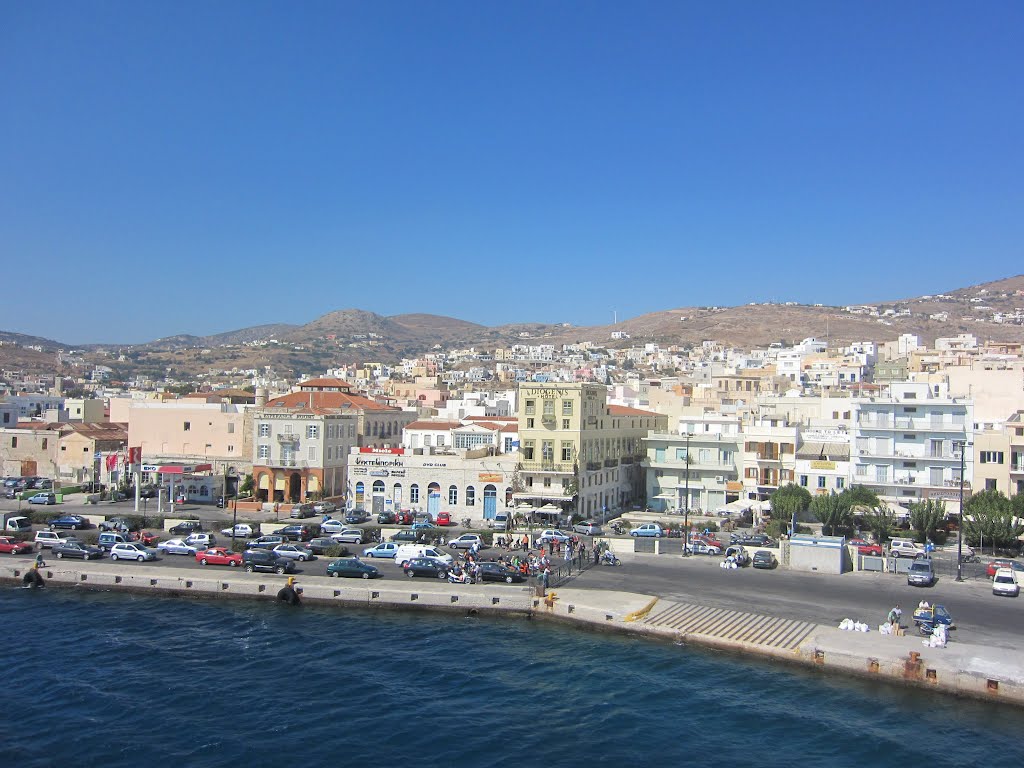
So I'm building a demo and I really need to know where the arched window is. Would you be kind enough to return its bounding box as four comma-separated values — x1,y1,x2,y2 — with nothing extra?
466,486,476,506
410,484,420,504
448,485,458,505
373,480,385,494
392,483,402,504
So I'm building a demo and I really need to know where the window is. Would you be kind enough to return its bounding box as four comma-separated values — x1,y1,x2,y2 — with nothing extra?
184,422,191,431
542,441,553,461
800,475,808,487
543,477,552,487
466,486,476,506
410,484,420,504
228,445,235,453
259,423,270,437
61,445,66,451
437,435,446,447
524,441,535,460
985,478,997,491
11,437,16,448
817,476,826,489
525,400,536,415
843,411,851,420
836,477,845,489
562,419,570,430
308,446,317,461
980,451,1004,464
448,485,458,505
228,423,235,434
543,400,555,416
561,443,572,461
42,438,47,449
307,424,319,439
527,418,534,429
504,437,514,453
562,400,573,416
258,444,269,460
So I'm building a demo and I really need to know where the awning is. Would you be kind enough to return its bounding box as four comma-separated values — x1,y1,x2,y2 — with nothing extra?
147,463,213,475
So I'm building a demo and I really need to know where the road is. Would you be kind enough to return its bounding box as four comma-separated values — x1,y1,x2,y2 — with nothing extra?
572,551,1024,650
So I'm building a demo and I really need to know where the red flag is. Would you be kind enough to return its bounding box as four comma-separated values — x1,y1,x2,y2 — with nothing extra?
127,447,142,465
105,454,118,471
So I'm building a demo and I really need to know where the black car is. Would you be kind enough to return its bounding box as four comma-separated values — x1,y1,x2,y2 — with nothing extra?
49,515,89,530
248,535,287,549
476,561,525,584
169,520,204,535
53,540,103,560
403,557,450,579
290,503,316,519
344,511,370,525
377,511,396,525
242,550,297,574
752,550,777,569
307,537,350,556
275,525,312,541
731,533,775,548
390,530,419,543
81,481,107,493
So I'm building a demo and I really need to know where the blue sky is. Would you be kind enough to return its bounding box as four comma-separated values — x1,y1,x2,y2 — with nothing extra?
2,1,1022,343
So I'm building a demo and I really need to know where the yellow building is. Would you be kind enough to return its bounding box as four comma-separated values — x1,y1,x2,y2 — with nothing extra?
515,382,667,518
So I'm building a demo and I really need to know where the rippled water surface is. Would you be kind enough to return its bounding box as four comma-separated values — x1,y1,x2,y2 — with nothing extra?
3,588,1021,767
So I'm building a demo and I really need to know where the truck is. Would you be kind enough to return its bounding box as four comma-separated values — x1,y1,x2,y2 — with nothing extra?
3,513,32,534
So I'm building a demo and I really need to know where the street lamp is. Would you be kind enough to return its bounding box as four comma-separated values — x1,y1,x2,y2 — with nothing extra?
681,433,692,556
954,440,971,583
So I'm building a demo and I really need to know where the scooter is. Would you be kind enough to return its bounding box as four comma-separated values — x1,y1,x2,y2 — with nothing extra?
601,552,621,566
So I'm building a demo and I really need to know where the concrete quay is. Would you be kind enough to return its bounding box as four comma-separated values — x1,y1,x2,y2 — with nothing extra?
5,556,1023,707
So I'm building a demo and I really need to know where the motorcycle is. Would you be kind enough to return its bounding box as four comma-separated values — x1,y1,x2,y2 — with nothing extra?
610,523,625,535
448,569,469,584
601,552,621,566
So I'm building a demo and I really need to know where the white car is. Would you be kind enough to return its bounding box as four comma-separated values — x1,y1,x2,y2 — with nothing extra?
34,530,75,548
109,542,156,562
536,529,572,545
332,529,364,544
572,521,603,536
321,518,347,534
157,538,198,556
272,543,314,561
313,501,338,514
220,524,255,538
363,542,399,558
447,534,483,551
184,532,216,548
992,567,1020,597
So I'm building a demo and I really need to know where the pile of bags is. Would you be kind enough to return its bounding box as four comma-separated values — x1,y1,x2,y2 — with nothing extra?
838,618,870,632
719,560,740,569
923,624,948,648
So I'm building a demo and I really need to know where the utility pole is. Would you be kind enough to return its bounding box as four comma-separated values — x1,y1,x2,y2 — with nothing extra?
682,433,692,556
954,440,970,583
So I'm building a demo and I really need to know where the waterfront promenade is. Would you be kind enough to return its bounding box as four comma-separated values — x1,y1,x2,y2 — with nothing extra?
4,553,1023,707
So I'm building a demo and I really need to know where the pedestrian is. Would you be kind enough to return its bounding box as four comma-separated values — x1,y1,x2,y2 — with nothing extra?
35,550,46,568
593,545,600,566
887,604,902,627
541,567,550,595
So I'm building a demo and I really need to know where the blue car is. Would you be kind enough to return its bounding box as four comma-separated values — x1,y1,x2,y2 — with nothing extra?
49,514,88,530
411,522,436,532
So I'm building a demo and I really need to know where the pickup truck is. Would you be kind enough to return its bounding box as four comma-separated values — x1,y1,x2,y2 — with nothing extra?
3,513,33,533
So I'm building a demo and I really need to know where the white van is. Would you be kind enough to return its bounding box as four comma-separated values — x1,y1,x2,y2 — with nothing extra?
488,512,509,531
394,544,454,567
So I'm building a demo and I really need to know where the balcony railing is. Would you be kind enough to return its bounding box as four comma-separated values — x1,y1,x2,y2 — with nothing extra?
519,460,573,474
276,433,300,444
857,417,966,432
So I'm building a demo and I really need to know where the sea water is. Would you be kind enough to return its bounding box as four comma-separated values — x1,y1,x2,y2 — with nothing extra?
2,588,1020,768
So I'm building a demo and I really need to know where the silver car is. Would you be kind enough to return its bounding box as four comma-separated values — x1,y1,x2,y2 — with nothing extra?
332,529,364,545
572,521,603,536
156,538,198,556
109,542,156,562
272,543,314,561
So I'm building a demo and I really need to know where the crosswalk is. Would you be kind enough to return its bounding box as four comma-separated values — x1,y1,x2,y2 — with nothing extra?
643,600,816,651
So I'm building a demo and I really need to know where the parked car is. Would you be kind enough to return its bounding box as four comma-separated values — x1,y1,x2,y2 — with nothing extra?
331,529,365,545
376,511,396,525
848,538,883,556
320,518,347,534
99,517,135,532
29,492,57,506
436,512,453,527
272,543,314,561
156,538,198,556
986,559,1024,578
184,533,216,549
390,530,419,543
889,539,924,558
109,542,156,562
447,534,483,551
49,514,88,530
362,542,398,558
629,524,663,538
290,503,316,519
476,561,525,583
53,540,103,560
326,557,380,579
537,529,573,545
992,567,1020,597
313,501,338,515
684,540,722,555
572,521,603,536
0,536,34,555
242,549,296,574
97,532,132,551
730,533,776,548
275,525,313,542
138,531,160,547
752,550,777,569
411,522,436,533
168,520,203,535
248,535,288,549
402,557,450,579
307,537,348,556
35,530,75,549
345,510,370,525
394,510,415,525
195,547,242,567
220,524,255,538
907,559,936,587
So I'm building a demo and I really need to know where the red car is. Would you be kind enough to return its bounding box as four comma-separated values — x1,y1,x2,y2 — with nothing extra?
986,559,1024,578
0,536,34,555
436,512,453,526
395,510,415,525
137,531,160,547
849,538,883,556
195,547,242,567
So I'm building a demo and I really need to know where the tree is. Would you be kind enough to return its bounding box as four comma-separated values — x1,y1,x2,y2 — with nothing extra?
810,491,853,536
841,485,880,513
770,483,813,527
908,499,946,543
962,489,1023,552
861,505,896,544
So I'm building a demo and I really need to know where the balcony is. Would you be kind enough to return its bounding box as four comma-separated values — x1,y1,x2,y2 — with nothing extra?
519,460,573,474
857,417,967,433
276,433,300,444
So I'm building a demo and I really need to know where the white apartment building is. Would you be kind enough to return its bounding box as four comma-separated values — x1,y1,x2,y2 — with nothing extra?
645,431,742,514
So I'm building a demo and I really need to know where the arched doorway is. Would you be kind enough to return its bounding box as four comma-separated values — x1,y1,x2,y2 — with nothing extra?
288,473,302,502
427,482,441,517
483,484,497,520
372,480,386,515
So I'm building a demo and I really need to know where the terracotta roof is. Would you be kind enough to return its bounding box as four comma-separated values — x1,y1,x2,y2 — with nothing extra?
607,404,663,417
297,377,353,391
264,391,396,412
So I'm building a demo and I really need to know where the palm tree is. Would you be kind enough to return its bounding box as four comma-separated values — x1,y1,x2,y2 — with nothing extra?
810,491,853,536
861,505,896,545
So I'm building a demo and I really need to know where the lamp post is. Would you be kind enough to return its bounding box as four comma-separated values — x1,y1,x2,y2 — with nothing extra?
954,440,971,583
682,433,692,556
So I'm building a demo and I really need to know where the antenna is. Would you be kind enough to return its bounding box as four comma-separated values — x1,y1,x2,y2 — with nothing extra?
613,309,617,325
